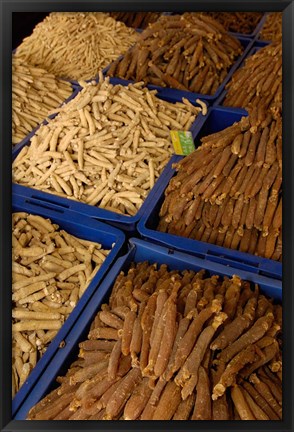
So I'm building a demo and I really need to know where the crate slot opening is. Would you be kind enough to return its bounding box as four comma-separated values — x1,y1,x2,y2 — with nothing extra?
31,195,70,209
25,199,65,214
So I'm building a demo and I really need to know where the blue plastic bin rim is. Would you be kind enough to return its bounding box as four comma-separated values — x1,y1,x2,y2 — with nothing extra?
12,191,125,244
129,238,282,296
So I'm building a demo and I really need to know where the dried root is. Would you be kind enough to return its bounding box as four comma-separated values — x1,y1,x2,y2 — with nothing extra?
157,110,282,262
107,14,243,95
27,262,282,421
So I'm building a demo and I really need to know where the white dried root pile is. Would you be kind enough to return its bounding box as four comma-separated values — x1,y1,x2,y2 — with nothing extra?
12,212,111,395
12,57,73,145
12,75,203,217
27,262,282,420
14,12,139,81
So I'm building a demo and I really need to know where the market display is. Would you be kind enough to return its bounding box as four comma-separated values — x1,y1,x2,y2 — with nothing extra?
12,212,110,395
107,14,243,94
27,262,282,420
223,42,282,114
109,12,161,29
158,109,282,261
13,12,139,81
12,57,72,145
12,75,204,216
11,11,283,421
260,12,282,42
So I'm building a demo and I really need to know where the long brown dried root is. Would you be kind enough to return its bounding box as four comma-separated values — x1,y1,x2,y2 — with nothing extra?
231,385,256,420
224,42,282,114
27,262,282,421
157,110,282,262
109,12,161,29
204,12,263,34
191,366,211,420
107,14,243,95
260,12,282,42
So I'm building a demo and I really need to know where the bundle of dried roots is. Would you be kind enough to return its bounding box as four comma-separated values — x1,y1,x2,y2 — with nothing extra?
260,13,282,42
224,42,282,116
158,108,282,262
109,12,161,29
203,12,263,35
107,14,243,95
27,262,282,420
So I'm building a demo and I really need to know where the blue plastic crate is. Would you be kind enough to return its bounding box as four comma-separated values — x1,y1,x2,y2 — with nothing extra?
12,85,82,158
103,36,254,104
14,237,282,420
213,42,270,108
12,192,125,416
12,82,207,234
137,106,282,280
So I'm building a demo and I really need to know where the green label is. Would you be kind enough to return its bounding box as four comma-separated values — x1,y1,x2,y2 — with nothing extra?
170,131,195,155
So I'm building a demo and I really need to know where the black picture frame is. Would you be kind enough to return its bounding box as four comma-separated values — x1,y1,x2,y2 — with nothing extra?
1,1,292,431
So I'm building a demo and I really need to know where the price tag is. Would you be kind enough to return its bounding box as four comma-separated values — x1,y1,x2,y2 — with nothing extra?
170,131,195,155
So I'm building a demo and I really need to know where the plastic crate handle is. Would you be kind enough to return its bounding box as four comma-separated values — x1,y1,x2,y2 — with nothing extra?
205,249,259,269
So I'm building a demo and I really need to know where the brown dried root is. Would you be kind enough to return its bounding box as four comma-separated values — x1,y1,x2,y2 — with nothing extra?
152,381,182,420
260,12,282,42
212,345,257,400
176,312,227,399
107,14,243,95
158,111,282,262
191,366,211,420
216,312,274,364
224,42,282,114
249,373,282,419
123,377,153,420
204,12,263,34
104,367,142,420
231,385,256,420
27,262,282,421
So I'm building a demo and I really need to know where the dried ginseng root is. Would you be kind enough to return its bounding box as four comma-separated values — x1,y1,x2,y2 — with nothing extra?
12,57,72,145
109,12,161,29
12,212,110,394
27,262,282,421
12,75,203,217
224,42,282,114
204,12,263,34
260,12,282,42
14,12,139,80
157,110,282,262
107,13,243,95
